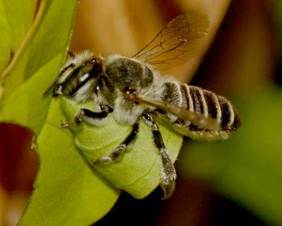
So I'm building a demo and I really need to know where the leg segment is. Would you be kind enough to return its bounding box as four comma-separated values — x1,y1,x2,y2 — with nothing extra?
75,105,113,125
94,122,139,164
142,112,176,200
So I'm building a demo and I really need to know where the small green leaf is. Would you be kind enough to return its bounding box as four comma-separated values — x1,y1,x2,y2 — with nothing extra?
18,99,120,226
180,89,282,226
0,54,60,134
60,97,183,199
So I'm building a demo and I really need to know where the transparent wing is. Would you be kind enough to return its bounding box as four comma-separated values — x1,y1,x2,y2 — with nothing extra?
134,95,220,131
132,12,209,67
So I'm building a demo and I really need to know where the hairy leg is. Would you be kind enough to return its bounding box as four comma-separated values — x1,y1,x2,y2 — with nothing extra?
142,112,176,199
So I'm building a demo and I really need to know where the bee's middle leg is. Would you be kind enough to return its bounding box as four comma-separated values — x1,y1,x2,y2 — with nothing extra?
94,122,139,164
142,112,176,200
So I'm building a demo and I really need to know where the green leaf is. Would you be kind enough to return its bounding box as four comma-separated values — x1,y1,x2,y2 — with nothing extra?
0,0,77,134
60,97,183,199
2,0,37,51
1,0,77,102
18,99,120,226
0,54,60,133
179,89,282,226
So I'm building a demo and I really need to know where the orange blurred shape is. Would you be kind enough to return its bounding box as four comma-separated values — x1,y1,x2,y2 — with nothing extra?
71,0,230,82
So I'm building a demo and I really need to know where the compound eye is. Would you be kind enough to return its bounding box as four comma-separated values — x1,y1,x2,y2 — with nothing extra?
90,58,103,74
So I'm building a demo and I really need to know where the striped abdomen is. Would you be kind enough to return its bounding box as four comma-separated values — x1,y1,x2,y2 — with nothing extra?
161,82,241,140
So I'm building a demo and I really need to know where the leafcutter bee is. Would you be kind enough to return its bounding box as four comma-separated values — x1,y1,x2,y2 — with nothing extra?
45,11,241,199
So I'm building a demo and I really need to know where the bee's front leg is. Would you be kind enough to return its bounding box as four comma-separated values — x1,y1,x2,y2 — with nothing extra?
142,112,176,200
94,122,139,164
75,105,113,125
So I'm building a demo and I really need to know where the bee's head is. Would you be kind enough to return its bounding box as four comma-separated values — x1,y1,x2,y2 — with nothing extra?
63,51,103,78
69,51,103,78
105,55,153,93
47,51,104,100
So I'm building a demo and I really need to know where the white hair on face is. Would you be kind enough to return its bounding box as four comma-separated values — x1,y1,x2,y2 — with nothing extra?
56,51,94,85
65,50,94,67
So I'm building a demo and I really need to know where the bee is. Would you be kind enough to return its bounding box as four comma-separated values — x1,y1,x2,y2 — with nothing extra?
45,12,241,199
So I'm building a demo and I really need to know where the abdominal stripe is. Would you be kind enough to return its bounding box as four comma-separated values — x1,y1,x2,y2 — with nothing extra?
163,82,182,106
218,96,236,130
181,84,193,112
189,86,204,114
202,90,219,120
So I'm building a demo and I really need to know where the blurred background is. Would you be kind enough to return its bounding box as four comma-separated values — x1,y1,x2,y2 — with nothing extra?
1,0,282,225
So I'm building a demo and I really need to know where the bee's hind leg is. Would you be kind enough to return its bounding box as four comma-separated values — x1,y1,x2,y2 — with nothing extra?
94,122,139,164
142,112,176,200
